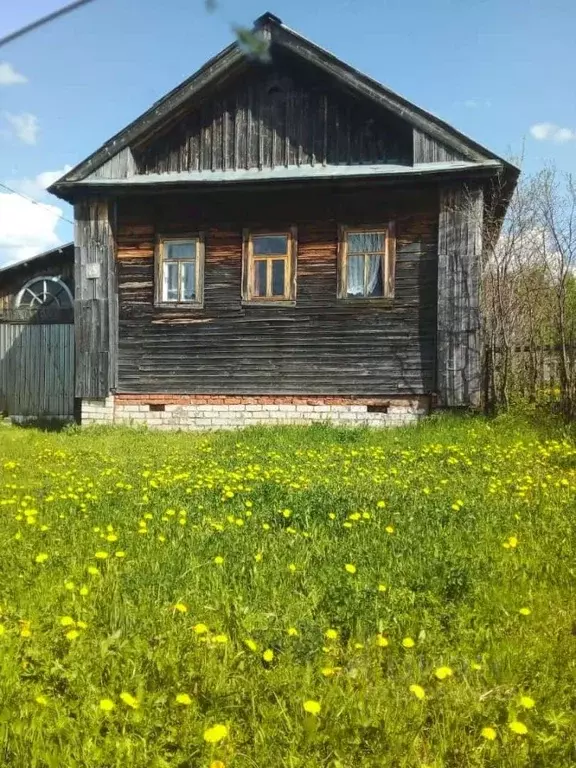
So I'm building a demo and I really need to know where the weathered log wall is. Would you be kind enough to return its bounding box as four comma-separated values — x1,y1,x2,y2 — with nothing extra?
115,183,438,395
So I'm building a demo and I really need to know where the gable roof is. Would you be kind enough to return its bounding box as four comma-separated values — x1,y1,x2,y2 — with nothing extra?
49,12,517,198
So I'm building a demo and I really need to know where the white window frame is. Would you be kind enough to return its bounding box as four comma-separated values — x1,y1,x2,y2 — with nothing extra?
15,275,73,309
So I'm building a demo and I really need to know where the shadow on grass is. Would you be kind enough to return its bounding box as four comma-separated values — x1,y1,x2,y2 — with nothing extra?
4,416,75,433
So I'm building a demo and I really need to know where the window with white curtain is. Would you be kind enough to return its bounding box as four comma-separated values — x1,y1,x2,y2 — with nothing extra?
155,235,205,305
338,224,396,299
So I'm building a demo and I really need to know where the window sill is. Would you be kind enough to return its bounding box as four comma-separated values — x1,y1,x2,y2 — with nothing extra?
242,300,297,308
338,297,395,307
154,302,204,309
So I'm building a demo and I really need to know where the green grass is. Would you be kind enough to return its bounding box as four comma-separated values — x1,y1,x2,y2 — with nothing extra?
0,414,575,767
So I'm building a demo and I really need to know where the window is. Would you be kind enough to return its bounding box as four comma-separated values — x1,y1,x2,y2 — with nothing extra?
156,235,204,305
338,224,396,299
16,276,73,309
243,228,296,302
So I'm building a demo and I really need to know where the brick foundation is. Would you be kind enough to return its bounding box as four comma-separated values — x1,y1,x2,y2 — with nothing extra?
81,394,430,430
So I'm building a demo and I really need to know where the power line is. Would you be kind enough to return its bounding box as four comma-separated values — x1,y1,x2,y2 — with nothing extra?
0,181,75,226
0,0,98,48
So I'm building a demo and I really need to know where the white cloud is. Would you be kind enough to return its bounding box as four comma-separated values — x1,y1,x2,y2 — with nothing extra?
0,166,72,266
4,112,39,145
0,192,62,266
0,62,27,86
9,164,73,200
530,122,576,143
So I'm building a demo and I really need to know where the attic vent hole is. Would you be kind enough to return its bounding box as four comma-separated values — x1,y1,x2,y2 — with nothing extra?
149,404,165,412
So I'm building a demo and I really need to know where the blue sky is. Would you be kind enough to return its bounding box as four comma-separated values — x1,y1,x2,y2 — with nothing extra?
1,0,575,264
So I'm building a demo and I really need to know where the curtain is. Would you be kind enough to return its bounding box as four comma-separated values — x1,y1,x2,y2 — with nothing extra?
347,254,365,295
366,254,383,296
347,232,385,297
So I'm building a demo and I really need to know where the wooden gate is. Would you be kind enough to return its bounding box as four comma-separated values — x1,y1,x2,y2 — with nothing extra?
0,322,75,421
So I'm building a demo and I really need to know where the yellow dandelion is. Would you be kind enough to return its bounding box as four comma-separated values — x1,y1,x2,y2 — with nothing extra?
79,586,89,596
115,551,126,558
244,638,258,652
324,629,338,641
519,607,531,616
214,556,224,565
120,692,139,709
210,762,226,768
320,667,337,677
35,553,49,564
59,616,76,627
402,637,415,649
213,634,228,644
376,500,386,508
35,695,48,706
105,534,118,542
20,623,32,638
409,684,426,700
174,602,188,613
87,566,100,576
254,552,263,562
99,698,115,712
263,648,274,662
481,726,497,741
519,695,535,709
288,563,297,573
385,525,395,534
377,584,387,592
435,666,453,680
65,629,80,641
94,551,108,560
508,720,528,735
203,723,228,743
287,627,299,637
376,634,389,647
193,623,209,635
303,699,321,715
175,693,192,705
344,563,357,574
64,581,75,591
470,662,482,670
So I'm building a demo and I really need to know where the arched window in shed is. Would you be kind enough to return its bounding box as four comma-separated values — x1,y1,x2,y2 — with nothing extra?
15,276,73,309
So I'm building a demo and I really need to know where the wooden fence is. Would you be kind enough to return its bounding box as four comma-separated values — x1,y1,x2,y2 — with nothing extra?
0,322,75,421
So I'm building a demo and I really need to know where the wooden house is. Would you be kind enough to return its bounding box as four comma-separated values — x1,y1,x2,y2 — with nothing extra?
48,12,518,429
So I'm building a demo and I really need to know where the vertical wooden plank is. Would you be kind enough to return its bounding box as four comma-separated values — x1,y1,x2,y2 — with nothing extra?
222,99,229,172
74,197,115,398
437,184,483,406
321,93,328,166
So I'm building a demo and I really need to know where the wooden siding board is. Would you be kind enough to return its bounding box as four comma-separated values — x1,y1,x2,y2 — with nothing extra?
133,53,413,177
115,184,438,396
437,184,482,406
414,128,466,164
74,199,117,397
0,323,74,418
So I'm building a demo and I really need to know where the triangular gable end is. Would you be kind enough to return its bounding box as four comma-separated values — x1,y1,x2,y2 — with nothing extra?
49,12,515,195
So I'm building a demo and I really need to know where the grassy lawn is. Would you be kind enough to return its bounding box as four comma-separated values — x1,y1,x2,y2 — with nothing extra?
0,414,575,767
